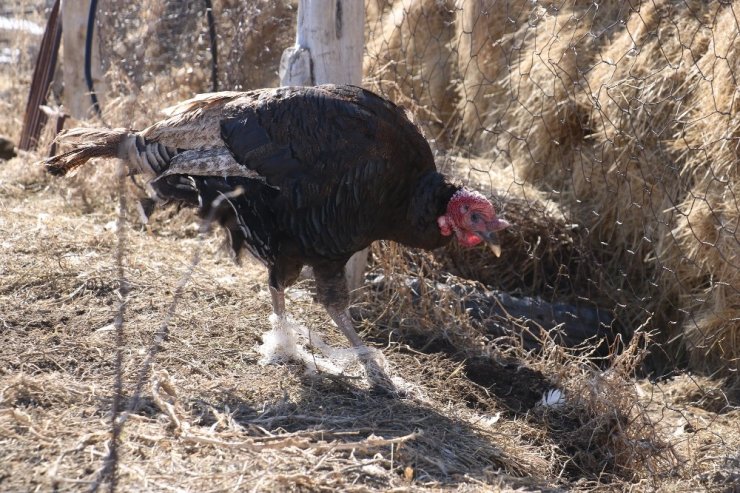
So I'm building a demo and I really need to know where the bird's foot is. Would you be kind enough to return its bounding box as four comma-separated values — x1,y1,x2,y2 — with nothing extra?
257,314,300,364
258,314,404,396
354,346,400,395
259,315,355,374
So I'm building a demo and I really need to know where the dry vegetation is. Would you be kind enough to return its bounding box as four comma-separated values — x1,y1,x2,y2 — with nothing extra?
1,0,739,491
366,0,740,378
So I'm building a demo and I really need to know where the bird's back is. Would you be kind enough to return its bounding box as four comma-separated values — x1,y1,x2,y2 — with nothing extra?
143,85,434,177
160,85,438,260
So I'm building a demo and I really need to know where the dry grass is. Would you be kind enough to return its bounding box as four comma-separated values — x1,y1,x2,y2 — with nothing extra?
658,3,740,377
454,0,532,143
93,0,296,131
2,154,738,491
2,0,739,490
364,0,458,143
439,0,739,374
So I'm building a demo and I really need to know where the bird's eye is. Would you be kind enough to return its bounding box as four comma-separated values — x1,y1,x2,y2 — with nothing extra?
470,213,481,223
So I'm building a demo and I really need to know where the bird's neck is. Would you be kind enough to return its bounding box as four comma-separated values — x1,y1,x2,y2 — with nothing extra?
397,171,460,249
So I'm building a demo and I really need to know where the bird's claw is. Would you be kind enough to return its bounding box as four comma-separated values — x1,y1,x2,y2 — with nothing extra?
355,346,399,395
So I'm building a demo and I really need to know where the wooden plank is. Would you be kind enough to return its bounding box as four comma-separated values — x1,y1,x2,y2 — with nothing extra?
61,0,106,120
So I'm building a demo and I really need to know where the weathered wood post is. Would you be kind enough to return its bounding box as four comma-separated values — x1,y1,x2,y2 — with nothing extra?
280,0,368,293
61,0,106,120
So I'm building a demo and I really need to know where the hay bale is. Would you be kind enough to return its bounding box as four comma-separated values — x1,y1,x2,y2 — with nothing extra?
495,10,593,185
455,0,626,164
454,0,531,139
643,2,737,376
664,3,739,278
677,195,738,360
577,0,716,248
496,1,629,182
451,1,736,374
497,0,721,342
364,0,458,141
365,0,395,30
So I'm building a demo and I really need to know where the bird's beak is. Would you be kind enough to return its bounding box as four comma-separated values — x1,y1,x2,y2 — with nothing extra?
475,218,511,257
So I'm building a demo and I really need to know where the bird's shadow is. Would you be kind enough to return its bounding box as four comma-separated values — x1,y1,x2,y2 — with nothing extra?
183,360,557,489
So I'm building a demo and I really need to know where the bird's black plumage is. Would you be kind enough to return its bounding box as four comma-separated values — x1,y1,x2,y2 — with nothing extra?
148,85,460,285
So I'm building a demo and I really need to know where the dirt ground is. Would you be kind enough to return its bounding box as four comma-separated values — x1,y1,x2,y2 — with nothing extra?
1,145,739,492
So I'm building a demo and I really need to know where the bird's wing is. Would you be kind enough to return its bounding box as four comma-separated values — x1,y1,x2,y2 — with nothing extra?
141,91,262,150
220,85,435,210
160,91,245,118
159,147,266,181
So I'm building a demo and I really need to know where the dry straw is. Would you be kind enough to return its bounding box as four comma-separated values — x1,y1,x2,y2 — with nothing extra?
443,0,738,375
365,0,458,141
660,4,740,377
455,0,533,142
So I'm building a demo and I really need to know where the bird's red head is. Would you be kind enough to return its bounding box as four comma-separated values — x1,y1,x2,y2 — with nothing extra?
437,189,511,255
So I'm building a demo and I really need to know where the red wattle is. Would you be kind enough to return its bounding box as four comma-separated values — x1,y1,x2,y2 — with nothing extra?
459,232,482,247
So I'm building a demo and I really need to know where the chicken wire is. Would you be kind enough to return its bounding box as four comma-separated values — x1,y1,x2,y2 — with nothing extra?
364,0,739,381
86,0,738,379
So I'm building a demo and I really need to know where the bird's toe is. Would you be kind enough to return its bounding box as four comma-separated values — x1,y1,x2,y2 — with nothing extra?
355,347,398,394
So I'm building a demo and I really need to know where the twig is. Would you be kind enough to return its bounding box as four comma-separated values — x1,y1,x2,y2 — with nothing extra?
89,185,244,492
89,160,128,493
179,429,421,453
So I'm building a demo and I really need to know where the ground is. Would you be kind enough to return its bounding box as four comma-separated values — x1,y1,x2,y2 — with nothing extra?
1,148,738,492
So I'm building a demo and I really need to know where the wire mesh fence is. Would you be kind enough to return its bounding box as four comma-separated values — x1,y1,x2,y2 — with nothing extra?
71,0,737,381
1,0,739,491
363,0,739,381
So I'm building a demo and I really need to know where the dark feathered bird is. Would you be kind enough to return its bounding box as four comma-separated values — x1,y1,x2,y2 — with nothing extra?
46,84,510,380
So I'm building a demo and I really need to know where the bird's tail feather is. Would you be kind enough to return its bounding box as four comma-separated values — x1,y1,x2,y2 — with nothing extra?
45,128,130,176
45,127,175,178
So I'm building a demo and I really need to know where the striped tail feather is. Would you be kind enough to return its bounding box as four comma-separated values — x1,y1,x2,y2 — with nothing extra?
45,127,255,181
44,128,132,176
44,127,178,178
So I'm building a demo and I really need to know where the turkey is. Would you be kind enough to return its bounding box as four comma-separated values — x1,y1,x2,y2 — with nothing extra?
45,84,510,384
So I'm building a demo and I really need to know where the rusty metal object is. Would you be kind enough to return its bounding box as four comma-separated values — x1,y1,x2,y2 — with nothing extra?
18,0,62,151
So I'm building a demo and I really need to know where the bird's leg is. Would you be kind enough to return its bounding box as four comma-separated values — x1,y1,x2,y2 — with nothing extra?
324,306,363,347
257,273,298,364
312,263,362,347
324,305,395,392
270,286,286,319
268,260,302,320
314,263,395,391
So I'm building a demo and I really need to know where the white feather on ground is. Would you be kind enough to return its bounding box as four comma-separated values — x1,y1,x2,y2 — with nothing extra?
257,315,422,397
258,315,362,375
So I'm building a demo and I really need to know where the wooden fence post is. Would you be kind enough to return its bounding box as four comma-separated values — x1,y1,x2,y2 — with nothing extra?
280,0,368,293
61,0,106,120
